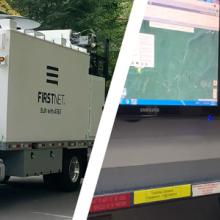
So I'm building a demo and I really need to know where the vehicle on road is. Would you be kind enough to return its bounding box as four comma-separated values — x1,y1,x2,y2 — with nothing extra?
0,15,105,191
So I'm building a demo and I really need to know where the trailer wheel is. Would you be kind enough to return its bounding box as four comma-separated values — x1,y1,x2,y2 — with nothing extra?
59,152,83,191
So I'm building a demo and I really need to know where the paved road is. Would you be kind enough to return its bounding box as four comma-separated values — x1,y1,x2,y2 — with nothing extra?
0,177,79,220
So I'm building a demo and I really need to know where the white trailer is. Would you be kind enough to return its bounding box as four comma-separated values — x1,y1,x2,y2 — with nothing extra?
0,17,105,191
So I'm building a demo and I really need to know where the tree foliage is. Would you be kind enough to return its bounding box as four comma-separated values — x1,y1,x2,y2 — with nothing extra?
7,0,132,79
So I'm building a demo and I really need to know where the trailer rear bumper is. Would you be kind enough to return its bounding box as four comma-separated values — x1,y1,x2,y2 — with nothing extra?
0,159,5,181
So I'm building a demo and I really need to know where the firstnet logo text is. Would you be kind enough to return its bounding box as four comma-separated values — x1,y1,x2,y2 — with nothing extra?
37,65,65,115
38,92,65,106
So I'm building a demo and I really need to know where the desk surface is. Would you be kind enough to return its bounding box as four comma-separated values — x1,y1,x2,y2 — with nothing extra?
95,117,220,195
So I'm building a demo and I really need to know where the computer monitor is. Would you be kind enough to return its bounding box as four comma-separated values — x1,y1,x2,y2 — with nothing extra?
119,0,219,116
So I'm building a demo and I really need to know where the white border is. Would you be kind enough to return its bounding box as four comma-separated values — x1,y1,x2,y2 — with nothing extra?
72,1,147,219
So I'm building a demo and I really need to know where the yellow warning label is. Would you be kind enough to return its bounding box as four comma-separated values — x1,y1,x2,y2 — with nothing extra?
134,184,191,205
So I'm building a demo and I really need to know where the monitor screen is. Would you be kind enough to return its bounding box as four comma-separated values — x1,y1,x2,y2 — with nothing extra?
121,0,219,107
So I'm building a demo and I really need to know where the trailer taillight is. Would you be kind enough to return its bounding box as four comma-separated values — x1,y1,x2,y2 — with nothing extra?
0,56,6,65
0,57,5,62
8,143,32,150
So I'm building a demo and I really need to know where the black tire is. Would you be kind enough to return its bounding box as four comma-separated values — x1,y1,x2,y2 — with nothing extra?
58,152,83,192
0,176,10,184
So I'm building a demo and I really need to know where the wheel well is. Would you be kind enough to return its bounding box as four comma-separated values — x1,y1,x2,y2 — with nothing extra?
63,148,88,177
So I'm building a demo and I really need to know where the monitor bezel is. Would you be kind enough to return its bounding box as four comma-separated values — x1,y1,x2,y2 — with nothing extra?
118,0,220,118
118,33,220,118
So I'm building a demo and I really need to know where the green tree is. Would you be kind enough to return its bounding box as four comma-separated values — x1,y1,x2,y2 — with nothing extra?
7,0,132,81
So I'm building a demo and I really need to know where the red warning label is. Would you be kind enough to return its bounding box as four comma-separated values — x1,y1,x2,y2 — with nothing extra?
90,193,131,213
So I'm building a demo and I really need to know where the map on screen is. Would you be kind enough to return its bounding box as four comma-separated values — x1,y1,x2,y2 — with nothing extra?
121,0,219,106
